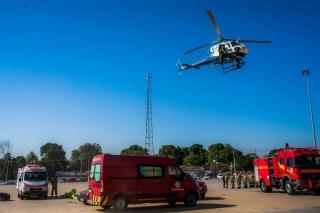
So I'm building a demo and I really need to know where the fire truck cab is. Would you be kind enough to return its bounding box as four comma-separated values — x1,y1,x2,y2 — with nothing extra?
87,154,201,210
254,146,320,195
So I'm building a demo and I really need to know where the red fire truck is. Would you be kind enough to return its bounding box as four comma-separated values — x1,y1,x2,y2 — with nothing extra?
87,154,201,210
254,145,320,195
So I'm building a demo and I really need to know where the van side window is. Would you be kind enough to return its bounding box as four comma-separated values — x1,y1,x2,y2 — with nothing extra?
279,158,284,165
139,166,163,178
287,158,294,167
168,165,182,176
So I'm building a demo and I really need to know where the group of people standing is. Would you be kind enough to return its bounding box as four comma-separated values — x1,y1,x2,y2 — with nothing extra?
222,171,255,189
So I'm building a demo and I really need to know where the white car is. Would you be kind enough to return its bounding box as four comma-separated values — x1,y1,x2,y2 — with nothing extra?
203,174,211,180
216,174,224,180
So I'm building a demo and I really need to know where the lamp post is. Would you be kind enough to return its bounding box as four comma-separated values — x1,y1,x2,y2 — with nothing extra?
302,69,317,148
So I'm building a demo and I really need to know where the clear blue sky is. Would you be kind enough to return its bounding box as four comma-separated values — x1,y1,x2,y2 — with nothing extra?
0,0,319,157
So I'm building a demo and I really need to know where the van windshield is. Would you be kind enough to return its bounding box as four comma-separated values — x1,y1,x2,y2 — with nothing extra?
24,172,47,181
295,156,320,169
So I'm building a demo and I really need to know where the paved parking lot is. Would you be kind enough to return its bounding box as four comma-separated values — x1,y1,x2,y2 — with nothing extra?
0,180,319,212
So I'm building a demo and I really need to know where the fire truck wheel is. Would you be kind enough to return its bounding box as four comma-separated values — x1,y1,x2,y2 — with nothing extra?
284,179,295,195
184,192,197,207
260,180,272,193
112,195,128,211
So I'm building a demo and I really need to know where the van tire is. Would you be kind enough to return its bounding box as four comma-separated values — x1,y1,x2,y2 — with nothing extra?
184,192,197,207
112,196,128,211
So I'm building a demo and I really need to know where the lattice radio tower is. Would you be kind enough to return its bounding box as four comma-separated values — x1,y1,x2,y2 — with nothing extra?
145,72,154,155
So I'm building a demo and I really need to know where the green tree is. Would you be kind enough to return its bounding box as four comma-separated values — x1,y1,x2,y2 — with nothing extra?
120,145,148,156
40,143,67,176
69,143,102,172
183,144,207,166
159,145,186,165
26,151,38,164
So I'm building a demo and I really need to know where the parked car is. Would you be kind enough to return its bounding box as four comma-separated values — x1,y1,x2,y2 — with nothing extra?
216,174,224,180
203,174,212,180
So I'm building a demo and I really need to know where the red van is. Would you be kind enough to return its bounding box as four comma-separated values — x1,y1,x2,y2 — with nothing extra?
87,154,201,210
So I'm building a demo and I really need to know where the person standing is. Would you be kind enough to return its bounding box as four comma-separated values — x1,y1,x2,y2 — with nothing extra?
51,174,58,198
237,172,242,189
231,173,235,189
243,172,248,188
225,173,230,189
222,173,226,188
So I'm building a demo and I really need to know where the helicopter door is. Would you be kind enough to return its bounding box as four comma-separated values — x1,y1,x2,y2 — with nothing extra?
225,43,232,53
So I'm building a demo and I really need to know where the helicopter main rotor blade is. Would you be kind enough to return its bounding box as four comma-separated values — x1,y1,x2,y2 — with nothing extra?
184,42,213,55
236,39,271,43
206,9,221,38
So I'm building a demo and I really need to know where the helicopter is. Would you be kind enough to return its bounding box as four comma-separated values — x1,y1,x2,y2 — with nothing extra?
178,9,270,75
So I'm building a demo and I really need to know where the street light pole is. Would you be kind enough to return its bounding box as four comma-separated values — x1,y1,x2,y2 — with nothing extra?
302,69,317,148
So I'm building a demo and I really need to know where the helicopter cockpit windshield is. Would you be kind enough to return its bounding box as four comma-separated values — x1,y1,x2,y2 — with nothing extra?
230,41,238,47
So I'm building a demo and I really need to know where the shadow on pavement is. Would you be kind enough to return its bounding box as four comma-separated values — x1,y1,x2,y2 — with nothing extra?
97,203,236,212
202,196,225,201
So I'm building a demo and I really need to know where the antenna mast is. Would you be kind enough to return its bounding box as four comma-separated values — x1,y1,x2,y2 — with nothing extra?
145,72,154,155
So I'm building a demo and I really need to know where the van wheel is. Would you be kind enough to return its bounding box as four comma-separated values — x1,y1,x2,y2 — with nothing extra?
112,196,128,211
184,192,197,207
260,180,272,193
284,179,295,195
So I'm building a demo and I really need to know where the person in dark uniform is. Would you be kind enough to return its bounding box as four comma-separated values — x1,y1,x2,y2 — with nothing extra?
231,173,235,189
218,44,226,64
237,172,242,189
243,172,248,188
51,174,58,198
222,174,226,188
225,173,230,189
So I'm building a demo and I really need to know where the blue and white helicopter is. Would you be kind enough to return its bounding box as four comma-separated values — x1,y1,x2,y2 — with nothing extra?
178,10,270,75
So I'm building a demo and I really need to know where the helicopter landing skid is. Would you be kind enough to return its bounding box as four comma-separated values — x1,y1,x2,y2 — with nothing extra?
221,61,245,74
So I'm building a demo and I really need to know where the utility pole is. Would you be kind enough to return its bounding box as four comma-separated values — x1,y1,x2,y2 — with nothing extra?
145,72,154,155
302,69,317,148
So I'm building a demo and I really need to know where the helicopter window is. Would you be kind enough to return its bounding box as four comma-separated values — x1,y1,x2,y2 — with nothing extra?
226,43,231,48
231,41,237,46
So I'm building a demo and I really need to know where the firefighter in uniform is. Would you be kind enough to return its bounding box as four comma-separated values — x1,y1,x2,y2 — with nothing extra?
51,174,58,198
243,172,248,188
225,173,230,189
231,173,235,189
237,172,242,189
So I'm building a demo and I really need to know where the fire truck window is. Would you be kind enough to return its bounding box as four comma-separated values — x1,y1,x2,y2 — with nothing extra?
286,158,294,167
139,166,163,178
94,164,101,181
279,158,284,165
